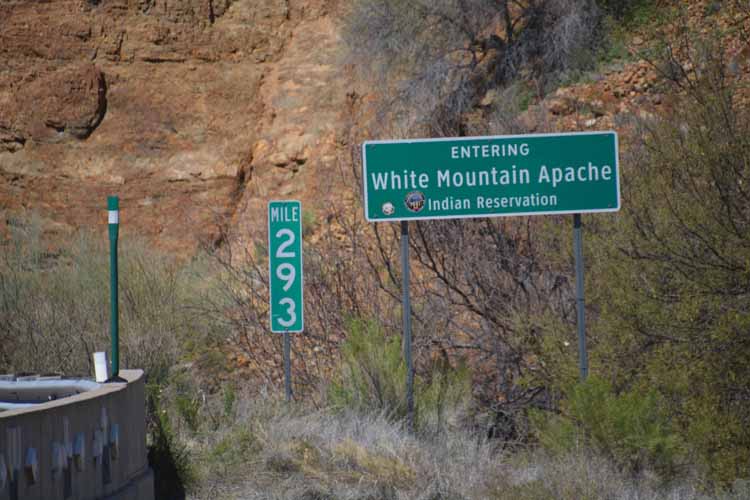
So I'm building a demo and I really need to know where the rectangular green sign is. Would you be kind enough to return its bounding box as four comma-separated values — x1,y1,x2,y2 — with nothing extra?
362,131,620,221
268,200,304,333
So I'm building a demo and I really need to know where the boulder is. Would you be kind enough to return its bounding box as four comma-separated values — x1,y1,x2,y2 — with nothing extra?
14,63,107,142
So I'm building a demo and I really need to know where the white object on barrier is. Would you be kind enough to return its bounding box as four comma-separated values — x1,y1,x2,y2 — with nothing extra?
93,352,109,382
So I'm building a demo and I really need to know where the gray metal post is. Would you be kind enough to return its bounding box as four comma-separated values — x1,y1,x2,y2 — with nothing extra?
401,221,414,428
573,213,588,380
284,330,292,401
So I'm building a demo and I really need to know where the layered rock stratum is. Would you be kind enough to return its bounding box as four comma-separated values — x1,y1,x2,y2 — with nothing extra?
0,0,347,253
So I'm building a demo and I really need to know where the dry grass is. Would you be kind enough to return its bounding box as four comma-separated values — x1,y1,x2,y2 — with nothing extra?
0,219,194,379
186,394,747,500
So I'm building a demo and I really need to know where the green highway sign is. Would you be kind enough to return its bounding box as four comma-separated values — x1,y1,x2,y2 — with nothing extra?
362,131,620,221
268,200,304,333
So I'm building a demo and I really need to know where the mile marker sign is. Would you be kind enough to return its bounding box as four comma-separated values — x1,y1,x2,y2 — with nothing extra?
268,200,304,333
362,131,619,221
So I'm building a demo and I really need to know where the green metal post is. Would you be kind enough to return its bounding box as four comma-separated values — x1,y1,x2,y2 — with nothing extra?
108,196,120,381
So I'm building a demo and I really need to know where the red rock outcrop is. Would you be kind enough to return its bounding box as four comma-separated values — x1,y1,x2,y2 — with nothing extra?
0,0,347,254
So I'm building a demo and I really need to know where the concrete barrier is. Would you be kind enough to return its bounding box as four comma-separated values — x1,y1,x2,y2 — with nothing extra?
0,370,154,500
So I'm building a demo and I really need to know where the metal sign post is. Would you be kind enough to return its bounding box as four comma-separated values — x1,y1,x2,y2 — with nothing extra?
107,196,123,383
573,213,588,380
401,221,414,429
268,200,304,402
284,330,292,402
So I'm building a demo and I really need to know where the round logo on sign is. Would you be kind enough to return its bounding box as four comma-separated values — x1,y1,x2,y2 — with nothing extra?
382,202,395,215
404,191,426,213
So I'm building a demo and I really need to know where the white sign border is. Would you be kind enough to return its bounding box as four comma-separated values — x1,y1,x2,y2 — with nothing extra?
362,130,621,222
268,199,304,333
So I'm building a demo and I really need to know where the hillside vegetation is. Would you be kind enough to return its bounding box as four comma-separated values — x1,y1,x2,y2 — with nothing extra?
2,0,750,499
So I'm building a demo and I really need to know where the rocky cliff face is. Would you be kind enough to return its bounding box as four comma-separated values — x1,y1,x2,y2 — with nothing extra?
0,0,348,253
2,0,747,254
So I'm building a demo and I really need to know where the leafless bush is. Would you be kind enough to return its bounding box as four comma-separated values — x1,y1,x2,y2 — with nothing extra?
193,201,401,400
343,0,602,134
356,214,574,441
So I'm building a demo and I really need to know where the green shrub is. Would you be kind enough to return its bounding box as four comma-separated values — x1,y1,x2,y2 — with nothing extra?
585,29,750,485
327,318,471,431
533,376,681,477
327,318,409,418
